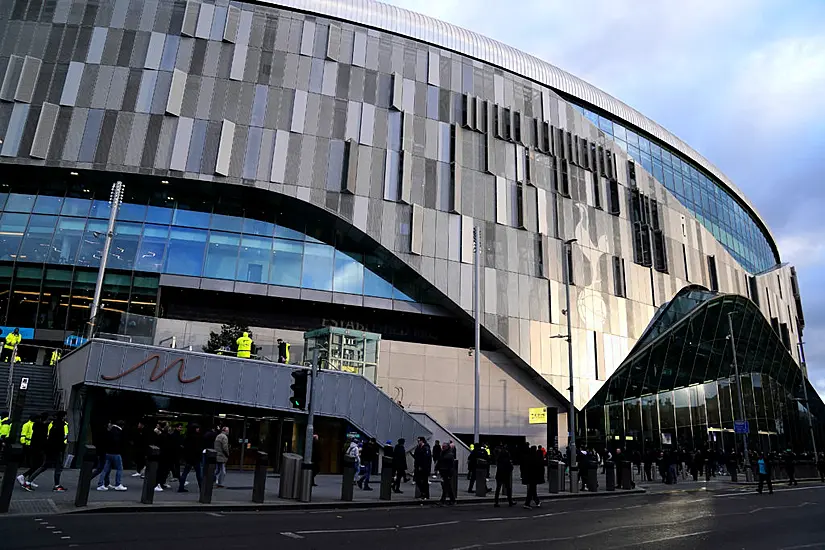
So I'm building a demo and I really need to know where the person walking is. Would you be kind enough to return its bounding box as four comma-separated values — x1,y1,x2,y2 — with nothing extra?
179,424,203,492
413,437,431,501
2,327,22,362
431,439,441,478
19,414,35,471
817,452,825,483
17,412,48,489
522,445,541,509
784,449,798,486
757,453,773,495
214,426,230,487
345,438,361,484
25,411,69,492
467,444,482,492
437,442,456,505
131,420,148,478
153,422,173,492
392,438,407,493
358,437,379,490
96,420,128,491
169,423,184,483
493,446,515,507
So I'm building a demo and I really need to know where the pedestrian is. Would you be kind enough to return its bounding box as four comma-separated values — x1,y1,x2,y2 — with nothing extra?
2,327,22,362
311,434,320,486
493,446,515,507
522,445,541,509
25,411,69,492
179,424,203,492
392,438,407,493
757,453,773,495
169,423,184,483
818,452,825,483
467,443,481,492
153,422,173,492
432,439,441,477
784,449,798,486
131,420,147,478
345,438,360,483
358,437,379,490
96,420,128,491
19,414,35,471
214,426,230,487
413,436,431,500
17,412,48,490
437,442,456,505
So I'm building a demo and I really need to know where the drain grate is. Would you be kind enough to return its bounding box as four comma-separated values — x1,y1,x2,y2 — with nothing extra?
9,499,58,515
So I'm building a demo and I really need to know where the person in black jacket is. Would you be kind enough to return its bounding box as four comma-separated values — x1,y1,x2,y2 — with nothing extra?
179,424,202,492
358,437,379,490
522,446,542,509
169,423,184,482
784,450,798,486
437,443,456,505
96,420,127,491
19,412,49,488
26,411,69,492
392,438,407,493
131,420,148,478
413,437,431,500
494,446,515,507
432,439,441,477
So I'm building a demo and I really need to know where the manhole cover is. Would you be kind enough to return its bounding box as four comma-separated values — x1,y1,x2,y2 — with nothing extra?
9,499,58,515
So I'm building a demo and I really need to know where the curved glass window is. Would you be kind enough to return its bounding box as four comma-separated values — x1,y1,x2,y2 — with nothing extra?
135,224,169,273
271,238,303,287
237,235,271,284
204,231,240,280
0,213,28,261
165,227,207,277
302,243,334,291
18,214,57,263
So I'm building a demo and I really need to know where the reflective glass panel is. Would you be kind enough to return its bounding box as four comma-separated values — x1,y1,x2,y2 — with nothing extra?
135,224,169,273
164,227,207,277
333,250,364,294
270,238,303,287
49,217,85,265
33,195,63,214
0,213,29,260
204,231,240,280
76,219,107,268
61,198,91,217
5,194,35,213
108,222,142,270
237,235,271,283
18,214,57,263
301,242,334,291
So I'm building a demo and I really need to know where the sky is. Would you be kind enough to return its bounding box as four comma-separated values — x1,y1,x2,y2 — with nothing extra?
384,0,825,395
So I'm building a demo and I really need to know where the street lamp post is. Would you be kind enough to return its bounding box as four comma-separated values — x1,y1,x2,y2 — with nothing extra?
473,226,481,446
563,238,577,491
88,181,124,338
727,312,752,481
796,340,818,457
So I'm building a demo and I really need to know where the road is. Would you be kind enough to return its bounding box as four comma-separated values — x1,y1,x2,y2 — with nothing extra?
2,482,825,549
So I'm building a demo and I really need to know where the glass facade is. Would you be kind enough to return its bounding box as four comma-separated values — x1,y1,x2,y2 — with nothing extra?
583,292,825,453
573,106,775,274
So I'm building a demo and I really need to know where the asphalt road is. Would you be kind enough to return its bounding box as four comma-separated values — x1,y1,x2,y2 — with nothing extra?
3,483,825,550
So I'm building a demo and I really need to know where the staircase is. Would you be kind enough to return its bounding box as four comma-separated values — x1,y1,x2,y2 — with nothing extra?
408,411,471,474
0,362,58,418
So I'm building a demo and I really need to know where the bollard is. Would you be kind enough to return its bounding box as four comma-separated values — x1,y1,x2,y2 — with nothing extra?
298,463,313,502
605,461,615,491
341,456,356,501
620,461,632,490
0,444,23,513
252,451,268,504
569,465,579,493
475,459,488,497
140,446,160,505
452,459,459,501
278,453,302,499
729,461,738,483
200,449,217,504
74,445,97,508
548,461,560,493
379,455,393,501
586,467,598,492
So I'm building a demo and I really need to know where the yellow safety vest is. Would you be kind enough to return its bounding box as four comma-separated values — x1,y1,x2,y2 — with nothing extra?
50,349,61,366
47,421,69,444
236,335,252,358
0,417,10,439
4,332,21,350
281,342,291,363
20,420,34,445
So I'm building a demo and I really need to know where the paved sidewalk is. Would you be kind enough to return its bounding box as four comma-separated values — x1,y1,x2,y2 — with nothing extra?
1,468,645,515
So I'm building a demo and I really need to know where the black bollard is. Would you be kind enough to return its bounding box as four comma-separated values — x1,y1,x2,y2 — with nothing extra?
620,461,632,489
0,444,23,513
729,461,738,482
586,467,598,492
379,454,393,501
548,461,560,493
200,449,217,504
140,446,160,504
341,456,355,501
475,459,488,497
569,465,579,493
74,445,97,508
252,451,268,504
605,461,615,491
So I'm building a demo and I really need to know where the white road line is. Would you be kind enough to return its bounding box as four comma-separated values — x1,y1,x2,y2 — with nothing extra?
205,512,224,517
781,543,825,550
296,527,397,535
615,529,713,548
46,526,56,529
61,536,71,540
717,485,825,497
280,532,304,539
450,545,483,550
53,531,62,534
400,520,459,529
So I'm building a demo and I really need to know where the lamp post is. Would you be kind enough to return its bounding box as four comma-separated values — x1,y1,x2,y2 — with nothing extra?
727,311,752,481
796,340,818,457
88,181,124,338
563,238,577,490
473,226,481,446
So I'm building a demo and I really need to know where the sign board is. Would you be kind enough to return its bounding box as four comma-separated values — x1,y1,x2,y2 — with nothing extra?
734,420,749,434
20,377,29,390
0,326,35,339
65,335,89,348
529,407,548,424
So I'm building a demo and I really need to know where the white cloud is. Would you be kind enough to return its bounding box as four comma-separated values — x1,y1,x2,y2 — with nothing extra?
777,233,825,268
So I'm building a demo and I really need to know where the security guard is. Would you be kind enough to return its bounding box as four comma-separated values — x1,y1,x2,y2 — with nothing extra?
0,412,10,441
20,414,35,468
236,332,253,359
50,348,61,366
3,327,21,362
277,339,290,364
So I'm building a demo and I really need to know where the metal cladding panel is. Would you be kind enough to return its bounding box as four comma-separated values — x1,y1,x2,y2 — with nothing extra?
347,376,367,427
215,119,235,176
14,56,41,104
181,0,200,37
166,69,186,116
223,6,240,43
237,362,262,405
30,102,59,159
0,55,23,102
200,359,228,401
257,364,278,406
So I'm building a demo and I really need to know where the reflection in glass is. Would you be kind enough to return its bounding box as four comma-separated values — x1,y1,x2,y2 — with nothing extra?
49,217,85,265
301,242,334,291
237,235,271,283
333,250,364,294
135,224,169,272
76,219,107,268
18,214,57,263
164,227,207,277
270,238,303,287
204,231,240,280
33,195,63,215
37,268,71,329
8,266,42,327
0,213,28,261
61,197,91,217
108,222,142,270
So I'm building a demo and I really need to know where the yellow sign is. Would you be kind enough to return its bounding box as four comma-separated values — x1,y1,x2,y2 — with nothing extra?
529,407,547,424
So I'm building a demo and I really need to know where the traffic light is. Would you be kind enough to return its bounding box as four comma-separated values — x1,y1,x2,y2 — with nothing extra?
290,370,308,410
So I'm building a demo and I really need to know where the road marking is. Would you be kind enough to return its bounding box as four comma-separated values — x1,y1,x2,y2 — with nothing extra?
61,536,71,540
400,520,459,529
451,545,483,550
53,531,63,534
205,512,224,517
280,532,304,539
717,485,825,497
46,526,56,529
296,527,397,535
615,530,713,547
781,543,825,550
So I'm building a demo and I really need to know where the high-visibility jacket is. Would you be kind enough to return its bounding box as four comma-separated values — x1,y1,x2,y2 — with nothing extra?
47,420,69,447
279,341,291,364
236,333,252,359
50,349,61,366
4,331,21,350
0,417,10,439
20,420,34,445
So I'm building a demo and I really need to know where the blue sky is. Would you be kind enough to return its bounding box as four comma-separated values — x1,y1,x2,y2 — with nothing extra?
385,0,825,395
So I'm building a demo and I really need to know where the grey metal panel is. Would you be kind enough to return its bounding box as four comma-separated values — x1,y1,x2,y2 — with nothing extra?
411,203,423,254
223,6,240,43
399,149,412,204
170,116,193,171
181,0,199,37
270,129,288,182
159,274,200,289
390,72,402,110
495,175,506,224
215,119,235,176
230,44,247,81
291,88,307,133
300,19,316,56
0,103,30,157
29,102,59,159
451,162,461,214
343,138,357,193
14,56,41,104
326,24,340,61
166,68,186,116
195,3,214,39
0,55,23,102
267,284,301,299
